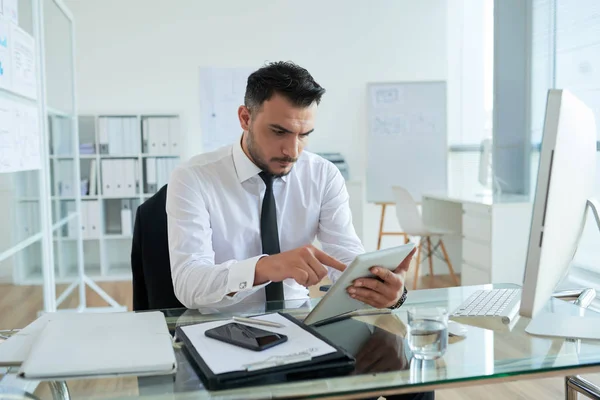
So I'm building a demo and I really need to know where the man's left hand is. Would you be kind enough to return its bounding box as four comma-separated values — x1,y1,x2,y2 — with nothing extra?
346,248,416,308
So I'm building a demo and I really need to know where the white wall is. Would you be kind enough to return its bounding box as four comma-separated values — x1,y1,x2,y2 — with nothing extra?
66,0,446,178
65,0,446,250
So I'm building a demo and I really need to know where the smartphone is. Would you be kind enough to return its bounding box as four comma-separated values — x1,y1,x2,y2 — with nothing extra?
204,323,288,351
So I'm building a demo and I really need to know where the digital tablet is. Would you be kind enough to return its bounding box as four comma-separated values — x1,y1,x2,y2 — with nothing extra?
303,243,416,326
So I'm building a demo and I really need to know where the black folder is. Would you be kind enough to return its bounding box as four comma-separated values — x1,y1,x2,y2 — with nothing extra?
175,313,355,390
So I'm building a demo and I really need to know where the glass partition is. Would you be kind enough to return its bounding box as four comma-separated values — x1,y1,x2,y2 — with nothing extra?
43,0,84,309
0,0,47,321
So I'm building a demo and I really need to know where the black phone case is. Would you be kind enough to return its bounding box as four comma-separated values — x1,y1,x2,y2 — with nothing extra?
204,323,288,351
176,313,355,390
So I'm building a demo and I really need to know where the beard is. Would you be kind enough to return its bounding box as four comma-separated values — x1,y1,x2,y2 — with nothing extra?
246,127,297,177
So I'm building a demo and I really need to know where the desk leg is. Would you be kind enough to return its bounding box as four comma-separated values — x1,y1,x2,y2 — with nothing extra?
566,376,600,400
48,381,71,400
377,204,387,250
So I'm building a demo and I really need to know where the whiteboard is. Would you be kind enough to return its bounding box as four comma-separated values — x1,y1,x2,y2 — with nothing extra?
199,67,254,153
366,81,447,203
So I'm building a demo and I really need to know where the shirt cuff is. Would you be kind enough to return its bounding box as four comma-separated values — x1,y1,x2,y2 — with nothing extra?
226,255,268,293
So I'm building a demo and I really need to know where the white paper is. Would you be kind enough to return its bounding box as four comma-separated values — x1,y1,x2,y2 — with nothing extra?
199,67,253,153
0,16,11,90
0,100,41,173
10,24,36,99
0,97,15,172
2,0,18,25
180,313,336,375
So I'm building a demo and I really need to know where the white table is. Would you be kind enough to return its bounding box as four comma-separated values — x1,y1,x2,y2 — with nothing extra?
421,191,533,285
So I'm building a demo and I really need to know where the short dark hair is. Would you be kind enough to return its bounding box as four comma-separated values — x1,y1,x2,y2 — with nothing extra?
244,61,326,113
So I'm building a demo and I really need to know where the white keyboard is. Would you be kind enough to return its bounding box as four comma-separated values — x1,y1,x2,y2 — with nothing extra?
450,289,522,331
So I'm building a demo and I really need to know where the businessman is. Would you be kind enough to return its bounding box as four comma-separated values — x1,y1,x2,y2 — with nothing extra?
166,61,432,400
166,60,412,310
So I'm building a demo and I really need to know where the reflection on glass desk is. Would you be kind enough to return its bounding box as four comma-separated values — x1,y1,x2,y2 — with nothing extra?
2,284,600,399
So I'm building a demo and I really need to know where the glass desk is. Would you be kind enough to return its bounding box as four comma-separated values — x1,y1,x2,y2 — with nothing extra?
2,283,600,399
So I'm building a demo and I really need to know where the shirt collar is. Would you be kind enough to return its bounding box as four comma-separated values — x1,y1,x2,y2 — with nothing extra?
232,137,288,183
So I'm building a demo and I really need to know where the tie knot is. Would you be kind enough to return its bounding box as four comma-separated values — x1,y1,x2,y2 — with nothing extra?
259,171,274,188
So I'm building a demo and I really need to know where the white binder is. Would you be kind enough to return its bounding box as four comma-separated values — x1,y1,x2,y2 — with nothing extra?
168,117,180,155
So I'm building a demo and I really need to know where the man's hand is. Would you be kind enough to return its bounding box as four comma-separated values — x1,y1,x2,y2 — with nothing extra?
346,248,416,308
255,245,346,287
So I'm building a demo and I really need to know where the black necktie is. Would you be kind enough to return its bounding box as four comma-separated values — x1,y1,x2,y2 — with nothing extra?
259,172,285,304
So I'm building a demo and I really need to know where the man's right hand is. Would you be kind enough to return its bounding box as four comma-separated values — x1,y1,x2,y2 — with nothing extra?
254,245,346,287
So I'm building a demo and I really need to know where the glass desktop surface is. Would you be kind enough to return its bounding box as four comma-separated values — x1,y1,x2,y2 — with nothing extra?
3,284,600,399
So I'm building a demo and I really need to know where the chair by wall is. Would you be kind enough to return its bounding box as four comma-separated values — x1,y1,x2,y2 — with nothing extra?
131,184,184,311
392,186,459,289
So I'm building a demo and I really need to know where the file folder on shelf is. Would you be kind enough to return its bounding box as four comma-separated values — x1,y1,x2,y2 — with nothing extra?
176,313,354,390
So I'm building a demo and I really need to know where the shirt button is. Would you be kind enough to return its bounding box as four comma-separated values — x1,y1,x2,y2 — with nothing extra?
239,282,247,289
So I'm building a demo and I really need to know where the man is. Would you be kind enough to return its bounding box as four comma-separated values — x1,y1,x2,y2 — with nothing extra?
166,61,432,400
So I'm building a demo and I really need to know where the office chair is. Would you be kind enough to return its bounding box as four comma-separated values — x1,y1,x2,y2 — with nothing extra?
131,184,184,311
391,186,459,289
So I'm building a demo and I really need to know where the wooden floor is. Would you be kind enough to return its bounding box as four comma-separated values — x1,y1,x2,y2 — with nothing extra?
1,275,598,399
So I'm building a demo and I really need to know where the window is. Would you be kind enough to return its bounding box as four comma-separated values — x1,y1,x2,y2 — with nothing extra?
447,0,494,195
532,0,600,271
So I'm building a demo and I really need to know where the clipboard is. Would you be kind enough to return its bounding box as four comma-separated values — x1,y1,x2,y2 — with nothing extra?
175,313,355,390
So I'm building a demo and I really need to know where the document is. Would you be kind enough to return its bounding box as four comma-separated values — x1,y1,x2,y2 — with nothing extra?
0,16,11,90
180,313,336,375
13,102,41,171
2,0,18,25
0,97,14,173
10,24,36,100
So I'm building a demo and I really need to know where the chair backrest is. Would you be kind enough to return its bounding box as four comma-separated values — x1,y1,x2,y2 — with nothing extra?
131,184,184,311
392,186,426,235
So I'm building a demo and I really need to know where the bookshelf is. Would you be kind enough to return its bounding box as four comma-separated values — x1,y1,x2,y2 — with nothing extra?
13,113,182,284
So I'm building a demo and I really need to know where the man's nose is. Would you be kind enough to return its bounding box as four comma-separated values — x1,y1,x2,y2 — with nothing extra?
282,136,299,159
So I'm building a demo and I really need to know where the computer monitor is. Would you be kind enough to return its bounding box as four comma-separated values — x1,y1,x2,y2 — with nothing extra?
519,89,597,319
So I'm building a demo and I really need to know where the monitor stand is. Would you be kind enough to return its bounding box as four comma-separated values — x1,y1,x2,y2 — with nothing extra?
526,199,600,340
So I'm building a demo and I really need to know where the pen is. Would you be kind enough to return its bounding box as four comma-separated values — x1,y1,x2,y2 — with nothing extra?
233,316,285,328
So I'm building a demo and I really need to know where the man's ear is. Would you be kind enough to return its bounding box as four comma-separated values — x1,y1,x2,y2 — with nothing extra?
238,105,251,131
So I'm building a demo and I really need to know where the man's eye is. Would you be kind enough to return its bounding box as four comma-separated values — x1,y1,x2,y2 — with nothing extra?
300,133,311,139
274,131,286,136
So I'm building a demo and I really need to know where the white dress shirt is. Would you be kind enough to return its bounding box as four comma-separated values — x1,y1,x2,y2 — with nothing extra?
166,140,365,309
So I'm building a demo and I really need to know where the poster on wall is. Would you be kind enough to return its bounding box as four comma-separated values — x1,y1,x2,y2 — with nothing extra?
10,24,36,99
0,98,41,173
199,67,254,153
0,16,12,91
2,0,18,25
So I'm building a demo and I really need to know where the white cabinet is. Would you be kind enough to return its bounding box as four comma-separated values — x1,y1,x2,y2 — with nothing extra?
422,193,532,285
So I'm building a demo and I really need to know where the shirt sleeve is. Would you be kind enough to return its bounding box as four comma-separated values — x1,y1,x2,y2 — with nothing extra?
316,162,365,283
166,166,268,309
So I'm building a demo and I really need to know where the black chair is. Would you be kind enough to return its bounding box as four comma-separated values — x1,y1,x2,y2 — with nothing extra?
131,184,184,311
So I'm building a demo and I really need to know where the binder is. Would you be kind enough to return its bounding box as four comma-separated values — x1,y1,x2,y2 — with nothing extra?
124,160,136,196
88,160,97,196
108,118,123,155
142,118,149,154
168,117,180,155
147,118,160,155
176,313,355,391
87,200,100,239
158,118,169,154
80,201,89,239
146,158,157,193
121,208,132,236
98,117,109,154
113,160,124,197
101,160,112,196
